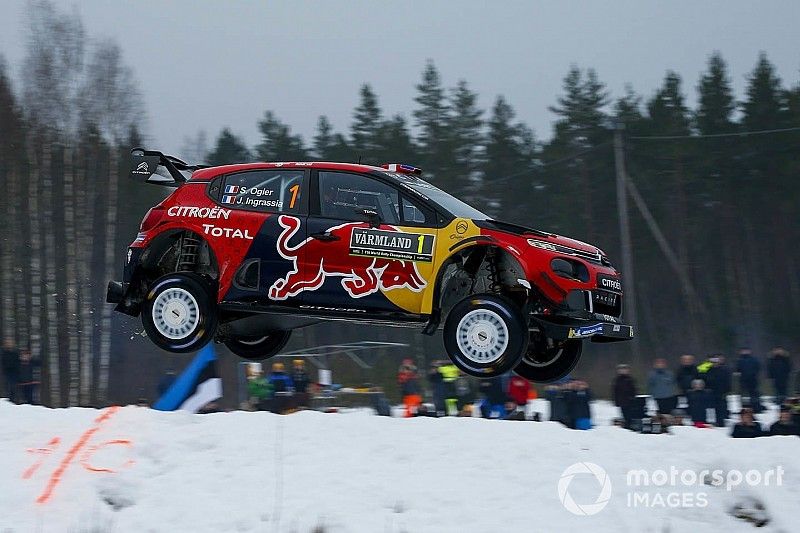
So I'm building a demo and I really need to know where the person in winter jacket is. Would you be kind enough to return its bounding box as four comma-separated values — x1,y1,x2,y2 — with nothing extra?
567,380,593,430
647,358,676,414
398,359,421,417
1,338,20,403
731,407,764,438
291,359,311,408
736,348,762,413
439,363,461,416
675,354,698,401
16,349,41,404
479,377,507,419
427,361,445,415
701,356,732,425
245,363,273,410
507,374,531,411
768,407,798,436
612,364,637,428
767,348,792,406
686,379,712,426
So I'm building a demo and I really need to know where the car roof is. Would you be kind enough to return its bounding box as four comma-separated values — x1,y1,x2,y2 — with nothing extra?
190,161,388,181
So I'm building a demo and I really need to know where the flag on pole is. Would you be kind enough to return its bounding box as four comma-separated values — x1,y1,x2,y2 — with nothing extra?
153,343,222,412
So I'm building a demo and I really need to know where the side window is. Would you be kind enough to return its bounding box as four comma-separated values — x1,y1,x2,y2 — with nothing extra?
221,170,304,213
318,172,400,224
401,196,429,225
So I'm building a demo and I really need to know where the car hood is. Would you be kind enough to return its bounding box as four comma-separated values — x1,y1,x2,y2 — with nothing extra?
475,219,602,256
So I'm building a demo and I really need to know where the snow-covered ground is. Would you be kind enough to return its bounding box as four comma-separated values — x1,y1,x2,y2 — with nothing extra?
0,399,797,533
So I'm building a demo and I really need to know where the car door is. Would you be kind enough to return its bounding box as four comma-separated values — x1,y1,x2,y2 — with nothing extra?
217,168,308,306
300,170,438,316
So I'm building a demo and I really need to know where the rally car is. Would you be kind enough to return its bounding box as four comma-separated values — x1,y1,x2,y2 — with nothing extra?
107,149,633,382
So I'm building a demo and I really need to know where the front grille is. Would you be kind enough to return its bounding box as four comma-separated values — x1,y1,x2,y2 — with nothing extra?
591,290,622,317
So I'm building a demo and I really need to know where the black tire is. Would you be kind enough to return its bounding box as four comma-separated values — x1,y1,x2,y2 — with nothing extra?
141,274,218,353
443,294,528,377
224,330,292,361
513,338,582,383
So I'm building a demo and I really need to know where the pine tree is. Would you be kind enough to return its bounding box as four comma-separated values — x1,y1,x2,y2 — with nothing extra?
444,79,483,195
412,60,448,179
350,84,383,163
742,52,784,131
377,114,415,165
207,128,252,165
695,52,736,134
255,111,307,162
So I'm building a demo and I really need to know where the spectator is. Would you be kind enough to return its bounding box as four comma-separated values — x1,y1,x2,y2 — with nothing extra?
17,349,40,405
768,406,798,436
478,377,506,419
612,364,637,428
731,407,764,438
676,354,698,403
455,372,475,412
245,363,272,411
767,348,792,406
545,382,570,427
507,374,531,415
427,361,445,415
397,359,421,417
268,361,294,414
439,362,460,416
703,355,732,425
736,348,762,413
686,379,712,427
1,338,20,403
647,358,676,414
291,359,310,408
568,380,592,430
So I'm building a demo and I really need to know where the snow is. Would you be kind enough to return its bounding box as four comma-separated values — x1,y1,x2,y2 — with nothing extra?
0,399,797,533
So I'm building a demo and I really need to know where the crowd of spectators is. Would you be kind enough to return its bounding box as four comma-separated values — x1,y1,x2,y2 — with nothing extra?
610,348,798,438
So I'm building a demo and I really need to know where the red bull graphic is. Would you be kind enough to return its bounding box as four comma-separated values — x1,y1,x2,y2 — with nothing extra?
269,215,427,300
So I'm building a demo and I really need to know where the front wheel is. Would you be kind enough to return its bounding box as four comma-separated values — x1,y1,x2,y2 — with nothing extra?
513,338,582,383
141,274,218,353
443,294,528,378
224,330,292,361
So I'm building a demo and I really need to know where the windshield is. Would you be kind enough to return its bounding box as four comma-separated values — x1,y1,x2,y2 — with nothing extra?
382,172,489,220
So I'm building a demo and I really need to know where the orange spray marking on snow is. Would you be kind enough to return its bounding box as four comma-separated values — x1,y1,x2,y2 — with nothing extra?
22,437,60,480
80,439,135,473
34,406,121,504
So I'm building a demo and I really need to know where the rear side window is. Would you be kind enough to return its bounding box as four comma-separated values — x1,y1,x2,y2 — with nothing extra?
221,170,304,213
318,171,400,224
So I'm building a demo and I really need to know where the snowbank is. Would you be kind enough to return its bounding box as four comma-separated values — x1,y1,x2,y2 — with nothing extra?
0,399,796,532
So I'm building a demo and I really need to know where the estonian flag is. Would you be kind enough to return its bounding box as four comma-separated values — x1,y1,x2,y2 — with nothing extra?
153,343,222,412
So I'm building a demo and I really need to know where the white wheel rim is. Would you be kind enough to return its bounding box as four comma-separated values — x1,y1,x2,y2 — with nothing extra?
456,309,509,364
152,287,200,340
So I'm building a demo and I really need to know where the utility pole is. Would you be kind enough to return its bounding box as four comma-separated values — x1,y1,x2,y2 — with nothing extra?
613,123,639,363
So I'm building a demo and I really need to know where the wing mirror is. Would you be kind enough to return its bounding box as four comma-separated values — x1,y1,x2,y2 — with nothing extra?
356,207,382,228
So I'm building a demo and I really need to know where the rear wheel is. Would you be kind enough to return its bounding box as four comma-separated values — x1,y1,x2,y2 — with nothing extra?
443,294,527,377
224,330,292,361
142,274,217,353
513,338,582,383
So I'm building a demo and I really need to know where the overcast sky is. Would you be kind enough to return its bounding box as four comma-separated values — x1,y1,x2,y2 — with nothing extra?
1,0,798,159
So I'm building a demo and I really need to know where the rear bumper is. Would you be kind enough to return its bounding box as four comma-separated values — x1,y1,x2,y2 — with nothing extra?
531,316,634,343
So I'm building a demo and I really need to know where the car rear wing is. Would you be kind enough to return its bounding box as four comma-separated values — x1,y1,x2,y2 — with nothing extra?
129,147,207,187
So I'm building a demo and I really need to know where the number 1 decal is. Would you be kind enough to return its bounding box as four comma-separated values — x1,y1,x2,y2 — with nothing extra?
288,184,300,209
417,235,424,253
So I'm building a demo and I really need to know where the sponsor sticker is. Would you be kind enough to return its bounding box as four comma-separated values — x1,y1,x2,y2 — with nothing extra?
167,206,231,219
568,323,604,339
597,274,622,292
349,228,435,262
201,224,254,240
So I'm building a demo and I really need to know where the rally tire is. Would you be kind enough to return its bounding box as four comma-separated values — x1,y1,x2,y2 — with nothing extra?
141,274,218,353
513,339,582,383
224,330,292,361
443,294,528,378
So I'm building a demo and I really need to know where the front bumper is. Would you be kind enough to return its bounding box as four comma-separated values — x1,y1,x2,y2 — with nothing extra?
531,315,634,343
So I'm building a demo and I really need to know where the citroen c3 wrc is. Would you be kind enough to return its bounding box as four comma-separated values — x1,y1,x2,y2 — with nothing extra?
107,149,633,382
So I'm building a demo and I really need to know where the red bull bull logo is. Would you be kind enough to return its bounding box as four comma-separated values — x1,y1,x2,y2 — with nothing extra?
269,215,427,300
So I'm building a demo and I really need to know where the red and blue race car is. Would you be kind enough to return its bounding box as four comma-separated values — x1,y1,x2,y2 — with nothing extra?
107,149,632,382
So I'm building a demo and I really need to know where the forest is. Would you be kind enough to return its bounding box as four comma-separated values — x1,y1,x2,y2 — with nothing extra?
1,1,798,405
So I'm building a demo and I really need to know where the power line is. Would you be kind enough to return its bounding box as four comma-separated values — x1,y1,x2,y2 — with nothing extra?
629,125,800,141
491,141,611,184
